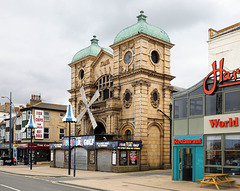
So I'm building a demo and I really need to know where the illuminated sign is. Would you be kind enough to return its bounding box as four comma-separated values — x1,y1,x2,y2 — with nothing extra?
173,138,202,144
203,58,240,95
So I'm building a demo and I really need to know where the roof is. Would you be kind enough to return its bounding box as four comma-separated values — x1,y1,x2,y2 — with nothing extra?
72,36,113,63
114,11,170,44
21,102,67,112
208,22,240,39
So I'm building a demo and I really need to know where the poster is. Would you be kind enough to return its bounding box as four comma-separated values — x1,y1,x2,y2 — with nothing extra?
89,150,95,164
35,110,44,139
112,150,117,165
129,151,137,165
119,151,127,165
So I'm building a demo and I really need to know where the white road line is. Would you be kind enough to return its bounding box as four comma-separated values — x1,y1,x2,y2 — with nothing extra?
0,184,21,191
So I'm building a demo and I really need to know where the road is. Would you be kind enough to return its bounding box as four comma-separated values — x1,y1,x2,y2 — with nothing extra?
0,172,91,191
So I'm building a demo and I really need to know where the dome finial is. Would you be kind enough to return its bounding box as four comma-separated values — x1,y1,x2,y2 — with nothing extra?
91,35,99,45
137,10,147,22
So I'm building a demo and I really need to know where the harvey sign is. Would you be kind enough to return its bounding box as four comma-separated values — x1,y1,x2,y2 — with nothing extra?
204,113,240,134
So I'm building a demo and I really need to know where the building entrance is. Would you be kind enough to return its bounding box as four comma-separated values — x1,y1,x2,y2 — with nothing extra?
179,148,192,181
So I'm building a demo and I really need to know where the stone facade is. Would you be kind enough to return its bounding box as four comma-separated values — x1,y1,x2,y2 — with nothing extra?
68,12,174,169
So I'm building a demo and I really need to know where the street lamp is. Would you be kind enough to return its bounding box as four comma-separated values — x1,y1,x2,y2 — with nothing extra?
1,92,13,164
25,114,37,170
63,104,77,175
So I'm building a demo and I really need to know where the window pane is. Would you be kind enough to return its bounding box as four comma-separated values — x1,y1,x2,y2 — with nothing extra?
206,151,222,165
103,89,109,100
225,151,240,166
206,135,221,150
205,167,222,174
205,93,222,115
190,97,203,116
225,135,240,150
189,86,204,96
223,168,240,175
174,98,187,119
225,91,240,112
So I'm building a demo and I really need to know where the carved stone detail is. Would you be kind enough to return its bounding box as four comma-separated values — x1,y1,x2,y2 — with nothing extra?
123,89,132,109
151,88,160,108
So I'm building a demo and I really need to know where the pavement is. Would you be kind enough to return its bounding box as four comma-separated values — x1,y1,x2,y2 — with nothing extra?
0,164,239,191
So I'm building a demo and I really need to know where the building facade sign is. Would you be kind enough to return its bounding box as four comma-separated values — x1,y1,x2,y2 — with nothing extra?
62,136,95,149
204,113,240,134
203,58,240,95
35,110,44,139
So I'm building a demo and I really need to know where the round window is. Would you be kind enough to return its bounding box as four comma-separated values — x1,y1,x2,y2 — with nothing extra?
124,51,132,64
151,51,159,64
125,92,130,101
79,69,84,80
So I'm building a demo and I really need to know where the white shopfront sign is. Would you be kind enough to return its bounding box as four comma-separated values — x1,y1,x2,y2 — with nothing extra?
204,113,240,134
35,110,44,139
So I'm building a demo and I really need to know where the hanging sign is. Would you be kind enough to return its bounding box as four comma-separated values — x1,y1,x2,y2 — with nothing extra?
203,58,240,95
35,110,44,139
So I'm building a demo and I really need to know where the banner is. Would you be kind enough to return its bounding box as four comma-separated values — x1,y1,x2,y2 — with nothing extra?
35,110,44,139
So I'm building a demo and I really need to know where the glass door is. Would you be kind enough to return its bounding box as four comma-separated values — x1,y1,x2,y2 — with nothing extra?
178,148,193,181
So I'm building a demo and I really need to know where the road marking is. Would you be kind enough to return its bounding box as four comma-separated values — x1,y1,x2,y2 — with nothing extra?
0,184,21,191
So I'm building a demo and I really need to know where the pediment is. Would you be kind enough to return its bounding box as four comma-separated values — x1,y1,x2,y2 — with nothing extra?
91,49,113,69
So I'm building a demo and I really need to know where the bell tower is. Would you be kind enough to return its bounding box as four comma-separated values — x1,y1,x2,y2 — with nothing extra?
110,11,174,169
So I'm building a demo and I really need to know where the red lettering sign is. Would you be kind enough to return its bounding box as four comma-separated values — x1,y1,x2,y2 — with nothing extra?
203,58,240,95
173,138,202,144
209,117,239,128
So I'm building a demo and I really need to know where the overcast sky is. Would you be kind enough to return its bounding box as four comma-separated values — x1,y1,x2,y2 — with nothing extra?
0,0,240,106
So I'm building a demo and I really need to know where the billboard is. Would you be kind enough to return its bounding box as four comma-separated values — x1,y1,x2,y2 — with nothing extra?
35,110,44,139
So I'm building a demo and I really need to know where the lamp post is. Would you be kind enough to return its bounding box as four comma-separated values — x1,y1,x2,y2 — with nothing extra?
25,114,36,170
63,104,76,175
1,92,12,164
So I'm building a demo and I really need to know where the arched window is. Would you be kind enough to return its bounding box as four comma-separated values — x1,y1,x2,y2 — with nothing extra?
95,75,113,101
126,130,132,141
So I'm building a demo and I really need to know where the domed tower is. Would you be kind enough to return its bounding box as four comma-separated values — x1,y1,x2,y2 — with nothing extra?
68,35,114,136
110,11,174,169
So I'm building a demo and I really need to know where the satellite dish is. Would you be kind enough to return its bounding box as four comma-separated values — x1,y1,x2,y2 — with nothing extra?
77,87,100,129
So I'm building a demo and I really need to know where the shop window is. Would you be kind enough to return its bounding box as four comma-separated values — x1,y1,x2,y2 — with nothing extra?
190,97,203,116
206,136,221,165
44,128,49,139
59,129,64,140
174,98,187,119
225,135,240,167
44,112,50,121
129,151,137,165
225,90,240,112
119,151,128,165
205,93,222,116
205,134,240,175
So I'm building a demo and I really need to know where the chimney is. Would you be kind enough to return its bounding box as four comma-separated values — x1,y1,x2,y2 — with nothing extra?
30,94,42,106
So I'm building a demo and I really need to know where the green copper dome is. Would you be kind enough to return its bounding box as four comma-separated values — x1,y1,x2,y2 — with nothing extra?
114,11,170,44
72,36,112,62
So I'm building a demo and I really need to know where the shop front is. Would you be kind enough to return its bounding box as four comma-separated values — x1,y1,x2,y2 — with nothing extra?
204,113,240,175
50,136,142,172
95,140,142,172
17,143,50,164
172,57,240,183
173,135,204,181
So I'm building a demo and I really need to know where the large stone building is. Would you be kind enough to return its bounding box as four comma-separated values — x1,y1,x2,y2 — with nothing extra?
68,11,174,169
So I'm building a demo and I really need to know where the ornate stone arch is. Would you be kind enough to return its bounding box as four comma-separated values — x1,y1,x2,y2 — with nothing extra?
147,121,164,168
147,121,163,137
120,122,135,141
86,118,107,135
